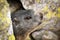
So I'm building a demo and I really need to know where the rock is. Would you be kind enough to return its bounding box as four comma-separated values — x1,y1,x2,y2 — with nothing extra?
0,0,15,40
7,0,25,13
31,30,58,40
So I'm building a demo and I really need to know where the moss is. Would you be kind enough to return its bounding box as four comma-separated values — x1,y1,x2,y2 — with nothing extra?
8,34,15,40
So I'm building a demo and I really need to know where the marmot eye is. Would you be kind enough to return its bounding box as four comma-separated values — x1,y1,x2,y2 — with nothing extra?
24,16,32,20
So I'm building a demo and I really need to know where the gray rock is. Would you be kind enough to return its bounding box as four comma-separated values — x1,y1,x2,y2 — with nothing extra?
31,30,58,40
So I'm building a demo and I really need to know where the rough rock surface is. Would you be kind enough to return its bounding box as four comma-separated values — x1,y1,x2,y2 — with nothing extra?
0,0,15,40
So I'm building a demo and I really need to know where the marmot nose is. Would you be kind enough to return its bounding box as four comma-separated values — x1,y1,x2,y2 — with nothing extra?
30,30,58,40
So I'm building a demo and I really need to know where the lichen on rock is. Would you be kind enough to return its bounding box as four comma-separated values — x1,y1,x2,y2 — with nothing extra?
0,0,15,40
